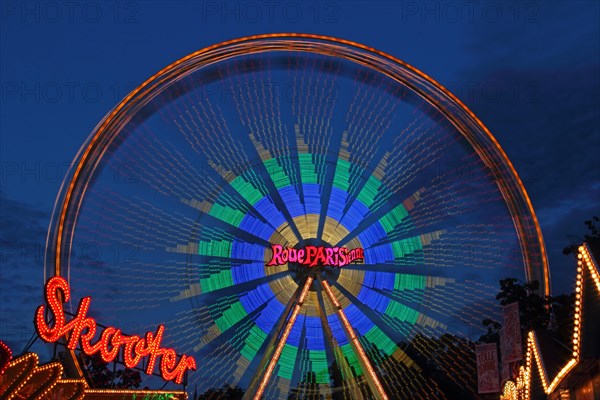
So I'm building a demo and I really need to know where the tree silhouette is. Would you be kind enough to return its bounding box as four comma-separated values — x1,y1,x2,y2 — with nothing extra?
288,371,321,400
197,384,244,399
478,278,550,351
82,353,141,389
478,278,575,354
563,215,600,255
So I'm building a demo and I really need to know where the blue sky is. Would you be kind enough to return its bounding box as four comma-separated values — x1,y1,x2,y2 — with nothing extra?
1,0,599,356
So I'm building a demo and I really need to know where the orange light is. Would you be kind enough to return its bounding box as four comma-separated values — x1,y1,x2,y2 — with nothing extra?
34,276,195,384
254,276,313,399
321,280,388,400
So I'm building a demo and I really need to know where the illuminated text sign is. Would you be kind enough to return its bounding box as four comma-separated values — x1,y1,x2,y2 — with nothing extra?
35,277,196,384
267,244,364,268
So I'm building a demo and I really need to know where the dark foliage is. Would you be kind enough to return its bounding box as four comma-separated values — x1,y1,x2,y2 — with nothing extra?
196,384,244,399
82,353,142,389
563,216,600,255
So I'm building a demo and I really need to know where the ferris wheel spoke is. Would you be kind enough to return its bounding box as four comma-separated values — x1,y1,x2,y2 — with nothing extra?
332,279,419,338
314,275,364,398
187,210,274,248
241,285,300,397
333,187,425,248
344,263,450,277
331,279,427,363
215,80,306,243
151,127,278,233
313,146,344,241
338,163,391,226
293,73,343,241
338,76,403,205
313,274,338,378
173,270,290,302
246,276,314,399
169,104,304,243
355,279,455,324
338,115,458,224
229,162,305,243
319,277,389,400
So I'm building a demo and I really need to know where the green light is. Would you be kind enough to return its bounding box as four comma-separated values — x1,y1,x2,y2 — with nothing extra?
385,299,419,325
277,344,299,380
356,175,381,208
214,301,247,332
208,203,245,227
264,158,293,189
394,273,426,291
364,326,396,358
332,159,351,191
298,154,319,184
309,349,329,384
240,326,268,360
341,343,363,376
230,174,264,205
379,204,409,234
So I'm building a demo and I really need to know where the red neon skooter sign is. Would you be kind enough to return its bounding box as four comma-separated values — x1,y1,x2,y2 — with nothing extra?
34,277,196,384
267,244,364,268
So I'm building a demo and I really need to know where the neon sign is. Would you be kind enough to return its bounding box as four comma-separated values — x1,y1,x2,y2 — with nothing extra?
267,244,364,268
34,277,196,384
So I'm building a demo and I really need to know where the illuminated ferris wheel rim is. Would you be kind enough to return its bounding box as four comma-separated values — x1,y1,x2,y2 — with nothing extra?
46,32,550,296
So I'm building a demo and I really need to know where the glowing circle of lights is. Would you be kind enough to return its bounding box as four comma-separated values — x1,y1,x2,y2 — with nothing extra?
45,34,550,399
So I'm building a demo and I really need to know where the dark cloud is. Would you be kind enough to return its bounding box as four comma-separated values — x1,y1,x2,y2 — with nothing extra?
457,2,600,294
0,190,50,355
536,183,600,293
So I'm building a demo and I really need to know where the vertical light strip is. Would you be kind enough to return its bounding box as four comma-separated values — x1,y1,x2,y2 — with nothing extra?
581,244,600,292
503,242,600,397
543,243,600,393
320,280,389,400
254,276,313,399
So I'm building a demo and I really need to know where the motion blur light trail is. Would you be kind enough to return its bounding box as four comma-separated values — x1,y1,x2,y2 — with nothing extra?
44,34,549,399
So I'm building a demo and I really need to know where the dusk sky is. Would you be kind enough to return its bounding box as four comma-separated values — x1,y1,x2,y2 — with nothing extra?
1,0,599,359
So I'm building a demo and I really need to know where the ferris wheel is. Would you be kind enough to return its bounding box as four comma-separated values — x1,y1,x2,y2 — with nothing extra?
45,34,549,399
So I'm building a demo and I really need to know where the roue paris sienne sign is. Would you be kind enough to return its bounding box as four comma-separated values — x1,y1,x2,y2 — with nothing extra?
267,244,364,268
